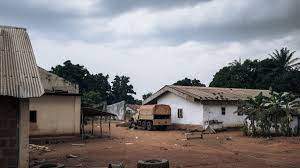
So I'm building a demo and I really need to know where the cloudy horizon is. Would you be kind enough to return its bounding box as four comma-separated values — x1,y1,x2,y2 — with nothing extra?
1,0,299,99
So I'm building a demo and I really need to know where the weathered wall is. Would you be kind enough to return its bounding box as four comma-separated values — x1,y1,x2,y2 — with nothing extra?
107,101,126,120
203,104,245,127
29,95,81,136
0,96,29,168
19,99,29,168
157,92,204,125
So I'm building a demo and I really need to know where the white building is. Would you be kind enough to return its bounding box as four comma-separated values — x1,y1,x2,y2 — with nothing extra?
143,85,270,129
29,67,81,137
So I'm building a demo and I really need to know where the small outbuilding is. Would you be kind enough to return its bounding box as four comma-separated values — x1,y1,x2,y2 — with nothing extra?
0,25,44,168
29,67,81,137
143,85,270,129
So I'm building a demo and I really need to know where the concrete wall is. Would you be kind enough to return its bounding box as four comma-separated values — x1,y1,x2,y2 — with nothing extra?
156,92,245,127
19,99,29,168
107,101,126,120
0,96,29,168
157,92,204,125
29,95,81,136
203,104,245,127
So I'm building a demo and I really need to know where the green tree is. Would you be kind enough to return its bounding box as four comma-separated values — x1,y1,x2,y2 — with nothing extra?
109,75,136,104
238,92,298,136
51,60,90,91
269,47,299,71
210,48,300,95
173,77,206,87
142,92,153,100
51,61,140,106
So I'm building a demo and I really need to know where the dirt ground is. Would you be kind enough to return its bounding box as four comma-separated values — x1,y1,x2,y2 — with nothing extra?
30,123,300,168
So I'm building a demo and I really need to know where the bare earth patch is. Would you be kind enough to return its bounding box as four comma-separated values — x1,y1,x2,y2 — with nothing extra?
30,123,300,168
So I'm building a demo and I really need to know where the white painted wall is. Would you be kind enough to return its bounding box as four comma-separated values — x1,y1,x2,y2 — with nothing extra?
157,92,204,125
291,116,299,133
29,95,81,136
203,104,245,127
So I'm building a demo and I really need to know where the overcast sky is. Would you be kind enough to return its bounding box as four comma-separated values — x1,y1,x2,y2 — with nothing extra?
1,0,300,98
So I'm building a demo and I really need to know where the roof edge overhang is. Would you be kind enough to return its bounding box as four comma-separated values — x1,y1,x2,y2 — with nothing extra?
143,85,197,104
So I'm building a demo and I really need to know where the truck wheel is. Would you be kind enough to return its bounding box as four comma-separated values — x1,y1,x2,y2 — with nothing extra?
146,121,153,131
128,118,134,128
142,121,147,130
137,159,169,168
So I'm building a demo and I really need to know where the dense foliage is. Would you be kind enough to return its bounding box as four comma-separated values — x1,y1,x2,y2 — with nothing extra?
173,77,206,87
238,92,299,137
142,92,153,100
210,48,300,95
51,60,140,107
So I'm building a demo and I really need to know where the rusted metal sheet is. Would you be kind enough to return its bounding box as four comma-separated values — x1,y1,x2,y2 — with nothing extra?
0,25,44,98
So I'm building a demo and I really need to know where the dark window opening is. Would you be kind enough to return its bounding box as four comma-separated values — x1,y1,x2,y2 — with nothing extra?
221,107,226,115
154,115,170,119
237,106,243,116
178,108,183,118
30,110,37,123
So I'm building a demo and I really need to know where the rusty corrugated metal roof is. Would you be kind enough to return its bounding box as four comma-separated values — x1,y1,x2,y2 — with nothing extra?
143,85,270,104
0,25,44,98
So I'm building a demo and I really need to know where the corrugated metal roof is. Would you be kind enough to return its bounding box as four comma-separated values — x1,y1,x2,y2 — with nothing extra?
143,85,270,104
0,25,44,98
38,67,79,94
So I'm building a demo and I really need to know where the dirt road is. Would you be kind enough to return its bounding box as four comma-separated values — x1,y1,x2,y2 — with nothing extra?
30,123,300,168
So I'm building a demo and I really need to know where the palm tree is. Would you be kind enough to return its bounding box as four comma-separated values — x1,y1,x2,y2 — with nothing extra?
269,47,299,71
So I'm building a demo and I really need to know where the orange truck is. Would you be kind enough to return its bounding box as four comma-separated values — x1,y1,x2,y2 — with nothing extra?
129,104,171,130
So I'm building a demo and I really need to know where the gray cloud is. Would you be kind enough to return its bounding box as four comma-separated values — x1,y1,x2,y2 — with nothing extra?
0,0,300,98
96,0,209,16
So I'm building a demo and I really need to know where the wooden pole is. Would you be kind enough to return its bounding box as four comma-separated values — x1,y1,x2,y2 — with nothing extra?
109,116,111,137
100,116,103,137
92,117,94,135
81,113,84,141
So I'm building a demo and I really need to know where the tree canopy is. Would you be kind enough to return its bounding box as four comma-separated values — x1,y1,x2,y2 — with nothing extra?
210,48,300,95
173,78,206,87
51,60,140,107
142,92,153,100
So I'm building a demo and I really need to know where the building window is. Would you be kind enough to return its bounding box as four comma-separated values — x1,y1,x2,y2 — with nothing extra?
221,107,226,115
177,108,183,118
30,110,37,123
237,106,243,116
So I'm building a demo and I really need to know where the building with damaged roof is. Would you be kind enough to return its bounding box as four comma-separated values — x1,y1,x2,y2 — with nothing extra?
29,67,81,137
143,85,271,129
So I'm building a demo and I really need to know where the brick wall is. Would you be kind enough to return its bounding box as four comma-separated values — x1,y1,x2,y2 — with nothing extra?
0,96,18,168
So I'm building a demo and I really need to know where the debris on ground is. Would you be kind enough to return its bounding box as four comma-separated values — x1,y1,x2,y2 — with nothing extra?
29,144,51,153
108,163,125,168
75,163,83,167
160,147,168,150
71,143,85,147
116,122,128,127
30,159,46,167
137,159,169,168
204,125,216,134
185,132,203,140
32,163,65,168
125,142,133,145
66,154,78,158
226,137,232,141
